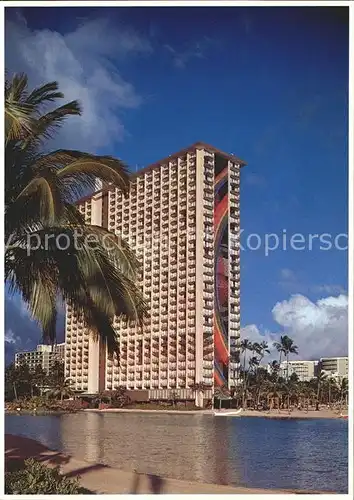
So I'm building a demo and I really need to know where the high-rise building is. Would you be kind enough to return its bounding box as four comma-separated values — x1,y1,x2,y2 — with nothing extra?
65,142,245,405
15,343,65,374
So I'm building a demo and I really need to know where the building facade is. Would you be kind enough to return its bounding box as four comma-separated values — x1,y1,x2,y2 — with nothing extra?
65,143,245,404
279,360,318,381
320,357,348,380
15,343,65,374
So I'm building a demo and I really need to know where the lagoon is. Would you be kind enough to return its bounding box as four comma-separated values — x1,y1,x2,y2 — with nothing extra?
5,413,348,492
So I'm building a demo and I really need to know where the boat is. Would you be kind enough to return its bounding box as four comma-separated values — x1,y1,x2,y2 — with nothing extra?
213,409,243,417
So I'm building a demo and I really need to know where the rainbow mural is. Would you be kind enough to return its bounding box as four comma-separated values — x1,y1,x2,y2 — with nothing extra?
214,166,229,387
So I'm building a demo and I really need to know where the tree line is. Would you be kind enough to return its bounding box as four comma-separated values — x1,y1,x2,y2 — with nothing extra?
227,335,348,412
5,360,74,402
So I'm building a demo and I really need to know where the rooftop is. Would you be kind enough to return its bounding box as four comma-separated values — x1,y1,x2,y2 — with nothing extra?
77,141,246,205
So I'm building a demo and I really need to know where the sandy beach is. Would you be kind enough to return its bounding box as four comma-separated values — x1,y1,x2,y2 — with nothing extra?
84,407,348,419
239,408,348,419
5,434,335,494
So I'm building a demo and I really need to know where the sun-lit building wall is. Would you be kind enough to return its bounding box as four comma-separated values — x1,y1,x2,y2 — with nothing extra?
65,143,245,403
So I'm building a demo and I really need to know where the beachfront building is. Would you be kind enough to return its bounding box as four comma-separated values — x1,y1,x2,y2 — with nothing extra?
65,142,245,405
319,356,348,381
279,360,319,381
15,343,65,374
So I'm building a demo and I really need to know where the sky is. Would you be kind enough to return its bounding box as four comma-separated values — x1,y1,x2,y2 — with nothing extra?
5,6,349,365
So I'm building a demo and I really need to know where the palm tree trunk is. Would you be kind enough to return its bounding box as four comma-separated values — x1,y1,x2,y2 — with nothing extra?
242,354,247,409
268,397,272,414
286,353,289,382
13,382,18,401
339,391,343,413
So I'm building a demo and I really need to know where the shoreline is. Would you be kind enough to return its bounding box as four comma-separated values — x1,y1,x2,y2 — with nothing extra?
6,407,348,419
5,434,337,494
83,407,348,419
240,409,348,420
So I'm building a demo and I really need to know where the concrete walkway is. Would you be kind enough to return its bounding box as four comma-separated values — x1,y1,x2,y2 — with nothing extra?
5,434,331,494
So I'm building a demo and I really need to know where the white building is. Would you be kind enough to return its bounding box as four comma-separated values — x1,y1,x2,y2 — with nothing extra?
15,343,65,374
320,357,348,381
279,360,318,381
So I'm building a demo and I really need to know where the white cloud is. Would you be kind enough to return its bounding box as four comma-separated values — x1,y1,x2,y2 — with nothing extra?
241,293,348,361
311,284,346,295
5,16,151,152
5,329,19,344
280,268,297,281
164,37,217,69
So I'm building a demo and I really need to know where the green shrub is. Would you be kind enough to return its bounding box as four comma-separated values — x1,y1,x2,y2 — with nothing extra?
5,458,92,494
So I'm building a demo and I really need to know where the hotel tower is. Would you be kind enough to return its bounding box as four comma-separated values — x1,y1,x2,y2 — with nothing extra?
65,143,245,405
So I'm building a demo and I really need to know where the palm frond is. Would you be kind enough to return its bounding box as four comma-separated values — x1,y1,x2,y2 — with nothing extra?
12,174,63,227
6,226,148,351
34,150,130,199
5,72,146,354
33,101,82,142
26,81,64,107
5,73,28,102
5,101,35,143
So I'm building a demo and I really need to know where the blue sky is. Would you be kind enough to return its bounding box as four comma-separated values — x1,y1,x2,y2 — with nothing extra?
5,6,348,363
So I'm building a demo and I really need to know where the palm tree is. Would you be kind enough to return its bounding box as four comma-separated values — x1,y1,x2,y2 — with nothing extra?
248,356,259,374
339,378,348,413
255,341,270,362
240,339,253,408
252,367,269,409
189,382,208,408
5,73,147,355
31,365,48,397
268,360,280,381
15,362,33,399
5,363,19,401
267,388,281,413
100,387,130,408
314,370,328,410
273,335,298,382
284,377,300,413
47,378,75,401
325,376,338,408
47,360,65,388
251,341,269,408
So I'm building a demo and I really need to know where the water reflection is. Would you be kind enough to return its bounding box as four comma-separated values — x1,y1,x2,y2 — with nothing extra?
63,412,100,463
5,413,348,492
